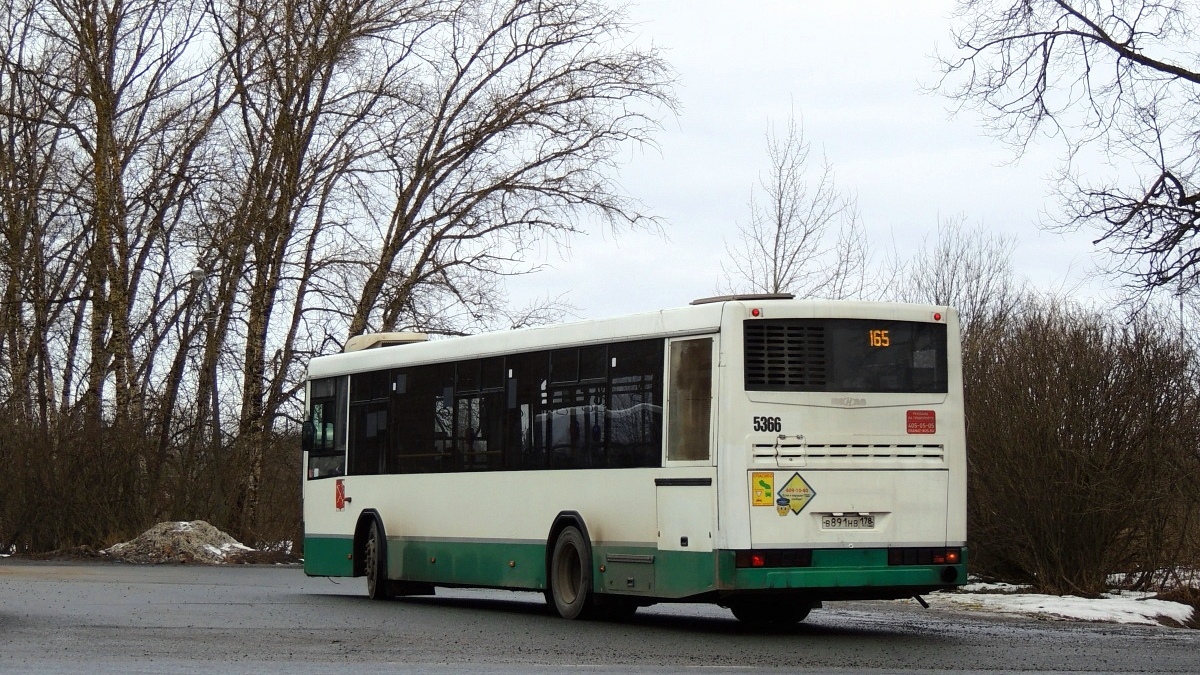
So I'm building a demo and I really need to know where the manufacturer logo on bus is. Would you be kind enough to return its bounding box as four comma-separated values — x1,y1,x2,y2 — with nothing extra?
831,397,867,407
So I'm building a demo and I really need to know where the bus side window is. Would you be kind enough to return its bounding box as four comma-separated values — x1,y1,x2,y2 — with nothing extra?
348,371,389,476
607,339,664,469
668,338,713,462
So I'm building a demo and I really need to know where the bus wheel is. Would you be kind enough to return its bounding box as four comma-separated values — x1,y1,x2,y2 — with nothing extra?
549,526,593,619
729,601,810,625
365,520,393,601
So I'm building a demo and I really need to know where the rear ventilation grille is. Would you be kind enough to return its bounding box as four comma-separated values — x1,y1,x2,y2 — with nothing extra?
744,322,826,390
752,444,946,465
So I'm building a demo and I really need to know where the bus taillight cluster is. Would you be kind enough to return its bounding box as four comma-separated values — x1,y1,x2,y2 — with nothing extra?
735,549,814,568
887,547,962,566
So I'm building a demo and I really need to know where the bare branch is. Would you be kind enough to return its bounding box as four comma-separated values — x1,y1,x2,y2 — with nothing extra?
939,0,1200,295
721,110,865,299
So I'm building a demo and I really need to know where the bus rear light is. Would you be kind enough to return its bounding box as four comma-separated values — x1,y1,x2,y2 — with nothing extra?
735,549,813,568
735,551,767,567
750,308,762,317
888,547,963,567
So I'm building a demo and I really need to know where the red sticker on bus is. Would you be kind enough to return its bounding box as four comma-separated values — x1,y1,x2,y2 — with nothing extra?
335,479,346,511
906,410,936,434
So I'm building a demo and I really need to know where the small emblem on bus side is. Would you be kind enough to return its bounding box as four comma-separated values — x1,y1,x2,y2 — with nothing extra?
831,397,866,407
751,472,774,506
906,410,936,434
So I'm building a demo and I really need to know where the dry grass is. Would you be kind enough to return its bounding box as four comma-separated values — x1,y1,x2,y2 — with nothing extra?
1156,586,1200,629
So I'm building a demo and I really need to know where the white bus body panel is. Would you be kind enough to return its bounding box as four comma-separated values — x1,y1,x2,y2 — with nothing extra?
712,301,967,552
746,470,949,547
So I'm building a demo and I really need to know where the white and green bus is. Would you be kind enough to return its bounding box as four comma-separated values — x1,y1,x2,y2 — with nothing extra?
301,295,967,623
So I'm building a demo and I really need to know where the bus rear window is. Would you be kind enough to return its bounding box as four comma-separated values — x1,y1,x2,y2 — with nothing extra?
744,319,947,393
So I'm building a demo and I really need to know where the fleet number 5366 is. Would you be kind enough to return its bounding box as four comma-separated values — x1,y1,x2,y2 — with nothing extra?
753,416,782,432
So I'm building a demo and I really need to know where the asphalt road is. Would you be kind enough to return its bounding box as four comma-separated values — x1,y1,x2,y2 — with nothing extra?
0,559,1196,674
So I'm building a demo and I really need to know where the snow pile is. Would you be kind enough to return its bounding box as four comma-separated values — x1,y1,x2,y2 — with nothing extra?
102,520,253,564
936,582,1196,627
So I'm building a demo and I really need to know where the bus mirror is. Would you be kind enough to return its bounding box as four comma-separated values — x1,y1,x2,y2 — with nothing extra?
301,420,315,453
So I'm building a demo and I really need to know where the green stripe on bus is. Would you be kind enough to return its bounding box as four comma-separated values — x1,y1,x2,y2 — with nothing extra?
387,538,547,589
307,535,722,598
594,545,718,599
303,535,354,577
388,539,720,597
307,535,963,597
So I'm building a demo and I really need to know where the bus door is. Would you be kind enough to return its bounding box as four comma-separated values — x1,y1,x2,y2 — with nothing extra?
657,337,717,555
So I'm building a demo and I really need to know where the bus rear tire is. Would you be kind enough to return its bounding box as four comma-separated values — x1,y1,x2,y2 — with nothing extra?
549,526,594,619
365,520,393,601
729,601,811,625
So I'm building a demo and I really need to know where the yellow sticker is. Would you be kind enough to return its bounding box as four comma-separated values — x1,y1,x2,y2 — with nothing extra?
751,472,774,506
778,473,816,515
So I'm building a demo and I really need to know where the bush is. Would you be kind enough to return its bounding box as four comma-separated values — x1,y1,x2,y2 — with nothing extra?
0,411,301,555
965,302,1200,595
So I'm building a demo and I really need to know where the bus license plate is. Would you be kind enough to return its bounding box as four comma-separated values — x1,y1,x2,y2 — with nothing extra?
822,515,875,529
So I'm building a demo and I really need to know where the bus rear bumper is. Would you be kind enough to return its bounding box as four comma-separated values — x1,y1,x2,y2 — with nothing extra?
716,547,967,601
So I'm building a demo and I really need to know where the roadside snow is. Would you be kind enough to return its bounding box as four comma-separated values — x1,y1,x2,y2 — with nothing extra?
935,584,1195,627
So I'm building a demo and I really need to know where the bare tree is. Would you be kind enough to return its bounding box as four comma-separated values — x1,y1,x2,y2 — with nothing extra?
0,0,95,550
0,0,227,547
205,0,673,540
721,112,866,299
0,0,84,431
34,0,217,429
342,0,675,337
0,0,673,550
204,0,431,538
889,215,1023,332
939,0,1200,295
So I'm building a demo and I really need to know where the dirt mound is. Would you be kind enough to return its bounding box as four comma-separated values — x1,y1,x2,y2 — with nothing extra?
102,521,254,564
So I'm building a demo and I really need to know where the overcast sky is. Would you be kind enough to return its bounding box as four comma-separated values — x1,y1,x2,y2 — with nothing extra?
508,0,1105,319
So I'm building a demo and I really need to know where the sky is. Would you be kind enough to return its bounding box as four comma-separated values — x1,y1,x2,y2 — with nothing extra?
507,0,1106,319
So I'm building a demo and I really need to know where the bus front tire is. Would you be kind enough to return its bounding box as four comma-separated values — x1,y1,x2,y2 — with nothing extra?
549,526,594,619
365,520,393,601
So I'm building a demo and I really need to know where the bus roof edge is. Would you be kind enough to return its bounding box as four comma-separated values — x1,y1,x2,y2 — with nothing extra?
690,293,795,305
343,332,428,352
